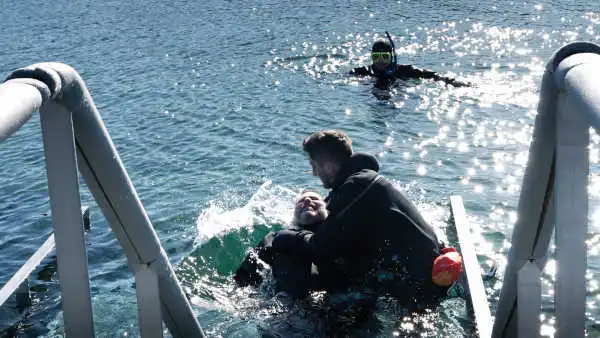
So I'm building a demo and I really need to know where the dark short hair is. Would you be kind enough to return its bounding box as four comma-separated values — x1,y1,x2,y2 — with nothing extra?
372,39,392,52
302,130,353,163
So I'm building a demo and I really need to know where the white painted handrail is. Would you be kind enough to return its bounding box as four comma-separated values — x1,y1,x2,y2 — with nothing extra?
0,63,205,337
0,235,55,308
492,42,600,338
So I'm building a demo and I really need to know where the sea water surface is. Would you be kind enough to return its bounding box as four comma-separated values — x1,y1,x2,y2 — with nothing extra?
0,0,599,336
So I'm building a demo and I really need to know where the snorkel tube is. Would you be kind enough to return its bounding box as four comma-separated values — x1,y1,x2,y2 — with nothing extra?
383,31,398,77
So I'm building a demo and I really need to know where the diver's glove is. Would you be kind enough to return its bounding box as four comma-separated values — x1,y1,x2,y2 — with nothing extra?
271,229,313,255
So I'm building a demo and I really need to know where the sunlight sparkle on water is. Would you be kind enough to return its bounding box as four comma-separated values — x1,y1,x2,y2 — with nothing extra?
544,259,556,281
540,323,555,337
587,234,600,255
508,211,517,223
385,136,394,147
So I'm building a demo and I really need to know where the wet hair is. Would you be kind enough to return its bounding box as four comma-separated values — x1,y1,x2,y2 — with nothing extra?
302,130,353,164
297,190,323,201
372,38,393,53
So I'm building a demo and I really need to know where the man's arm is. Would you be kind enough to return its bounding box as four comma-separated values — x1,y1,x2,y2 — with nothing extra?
234,249,264,287
350,66,372,77
233,232,277,287
396,65,470,87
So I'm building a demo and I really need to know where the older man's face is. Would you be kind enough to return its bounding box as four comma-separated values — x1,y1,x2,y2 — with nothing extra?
294,191,328,226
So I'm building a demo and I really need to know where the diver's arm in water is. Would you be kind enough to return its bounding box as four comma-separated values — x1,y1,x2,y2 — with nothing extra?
234,230,323,297
350,66,373,76
234,250,264,287
350,64,470,87
395,64,470,87
233,232,278,287
234,255,263,287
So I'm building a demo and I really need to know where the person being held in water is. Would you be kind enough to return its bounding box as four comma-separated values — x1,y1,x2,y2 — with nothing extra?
234,191,328,298
351,32,469,89
271,129,448,312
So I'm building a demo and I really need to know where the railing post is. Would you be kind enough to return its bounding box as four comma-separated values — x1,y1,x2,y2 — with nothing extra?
40,101,94,337
491,69,558,338
135,263,164,338
554,93,588,338
517,261,541,337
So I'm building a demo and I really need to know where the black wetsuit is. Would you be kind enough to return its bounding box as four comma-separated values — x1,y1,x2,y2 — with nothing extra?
272,153,446,310
351,64,469,89
234,223,321,298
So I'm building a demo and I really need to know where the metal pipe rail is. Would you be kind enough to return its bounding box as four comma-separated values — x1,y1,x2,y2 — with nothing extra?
0,63,205,337
0,207,90,312
492,42,600,338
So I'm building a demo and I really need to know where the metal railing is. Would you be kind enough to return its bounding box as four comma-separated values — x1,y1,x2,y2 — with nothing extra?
449,196,493,338
492,42,600,338
0,63,205,337
0,207,90,312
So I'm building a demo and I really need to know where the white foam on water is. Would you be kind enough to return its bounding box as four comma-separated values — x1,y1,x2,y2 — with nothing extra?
194,180,300,247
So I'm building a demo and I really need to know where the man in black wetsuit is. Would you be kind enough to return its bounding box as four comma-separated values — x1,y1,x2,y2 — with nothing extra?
351,33,469,90
272,130,447,312
234,191,328,299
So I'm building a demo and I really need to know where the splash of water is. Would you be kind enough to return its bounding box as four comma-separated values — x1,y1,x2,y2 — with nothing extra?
194,180,299,247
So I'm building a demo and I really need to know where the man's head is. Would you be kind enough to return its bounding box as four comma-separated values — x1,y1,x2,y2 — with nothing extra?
371,38,394,73
293,191,328,227
302,130,353,189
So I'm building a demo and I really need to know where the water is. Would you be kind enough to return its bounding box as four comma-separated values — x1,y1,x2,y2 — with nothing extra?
0,0,599,336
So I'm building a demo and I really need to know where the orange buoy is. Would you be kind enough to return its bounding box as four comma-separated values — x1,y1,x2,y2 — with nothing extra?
432,247,463,287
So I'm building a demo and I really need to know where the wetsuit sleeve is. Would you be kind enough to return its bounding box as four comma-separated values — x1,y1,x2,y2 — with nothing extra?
234,248,264,287
350,66,372,76
233,232,277,287
307,181,373,263
256,232,278,265
396,65,470,87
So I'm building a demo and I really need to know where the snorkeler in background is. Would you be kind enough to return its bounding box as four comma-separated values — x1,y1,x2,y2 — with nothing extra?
351,32,470,89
